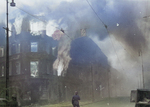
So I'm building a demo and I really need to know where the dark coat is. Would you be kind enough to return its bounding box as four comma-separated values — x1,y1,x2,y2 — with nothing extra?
72,95,80,106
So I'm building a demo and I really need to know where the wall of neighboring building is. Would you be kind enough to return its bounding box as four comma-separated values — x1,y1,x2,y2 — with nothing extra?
64,62,111,101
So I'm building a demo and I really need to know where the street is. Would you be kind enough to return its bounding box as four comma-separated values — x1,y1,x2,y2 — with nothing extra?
29,97,135,107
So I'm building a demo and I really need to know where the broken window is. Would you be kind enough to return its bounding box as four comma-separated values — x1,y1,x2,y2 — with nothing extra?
1,65,4,77
46,45,50,54
16,62,21,74
30,61,39,77
10,43,21,55
10,44,16,55
53,69,57,75
16,43,20,53
47,63,51,74
9,62,12,76
0,47,4,57
0,65,4,76
31,42,38,52
52,47,57,56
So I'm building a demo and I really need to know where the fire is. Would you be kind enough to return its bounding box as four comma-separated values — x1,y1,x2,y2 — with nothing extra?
52,29,71,76
52,30,64,40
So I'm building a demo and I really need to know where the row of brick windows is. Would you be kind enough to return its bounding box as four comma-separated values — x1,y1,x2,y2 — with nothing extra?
0,42,57,57
10,42,56,55
0,61,54,77
0,61,39,77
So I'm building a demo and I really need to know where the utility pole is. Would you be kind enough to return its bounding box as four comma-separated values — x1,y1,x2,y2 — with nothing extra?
4,0,15,103
6,0,9,101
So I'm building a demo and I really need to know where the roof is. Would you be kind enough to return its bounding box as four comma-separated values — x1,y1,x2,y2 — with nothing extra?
70,36,108,66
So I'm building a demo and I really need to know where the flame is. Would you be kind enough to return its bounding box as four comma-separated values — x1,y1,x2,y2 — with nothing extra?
52,30,64,40
52,30,71,76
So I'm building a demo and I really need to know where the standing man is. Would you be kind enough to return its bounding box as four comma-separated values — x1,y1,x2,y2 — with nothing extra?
72,91,80,107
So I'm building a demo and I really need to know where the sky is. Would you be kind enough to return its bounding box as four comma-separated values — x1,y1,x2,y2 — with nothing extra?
1,0,150,89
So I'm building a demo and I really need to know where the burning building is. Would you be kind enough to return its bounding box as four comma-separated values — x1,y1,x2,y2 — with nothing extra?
0,16,123,106
0,17,59,106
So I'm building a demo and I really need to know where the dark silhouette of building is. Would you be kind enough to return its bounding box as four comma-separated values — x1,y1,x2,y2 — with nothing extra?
63,36,111,101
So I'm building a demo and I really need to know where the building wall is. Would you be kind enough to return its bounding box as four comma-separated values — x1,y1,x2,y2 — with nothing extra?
0,25,122,106
0,31,60,106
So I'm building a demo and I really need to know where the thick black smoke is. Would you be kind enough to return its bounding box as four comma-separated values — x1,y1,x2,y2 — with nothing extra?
108,0,148,57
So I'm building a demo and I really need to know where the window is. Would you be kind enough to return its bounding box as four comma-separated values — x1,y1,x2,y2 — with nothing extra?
46,45,50,54
16,62,21,74
0,47,4,57
9,62,12,75
10,44,16,55
53,70,57,75
31,42,38,52
52,47,57,56
16,43,20,53
30,61,39,77
47,63,51,74
9,43,20,55
1,66,4,77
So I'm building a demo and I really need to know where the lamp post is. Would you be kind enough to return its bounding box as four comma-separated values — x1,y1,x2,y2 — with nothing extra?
5,0,15,102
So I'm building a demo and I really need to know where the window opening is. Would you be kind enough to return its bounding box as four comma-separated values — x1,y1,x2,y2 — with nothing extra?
16,62,21,74
31,42,38,52
30,61,39,77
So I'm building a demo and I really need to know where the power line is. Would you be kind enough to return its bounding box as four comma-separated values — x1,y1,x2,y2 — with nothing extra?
3,0,46,24
86,0,141,63
16,6,47,24
85,0,125,71
85,0,107,29
15,6,62,31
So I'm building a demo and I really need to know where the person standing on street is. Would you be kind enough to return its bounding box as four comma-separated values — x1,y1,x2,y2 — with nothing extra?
72,91,80,107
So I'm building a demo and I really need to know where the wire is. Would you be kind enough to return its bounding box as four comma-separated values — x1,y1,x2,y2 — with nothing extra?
15,6,62,31
16,6,47,24
86,0,141,62
85,0,125,71
85,0,107,29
